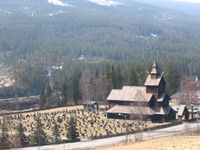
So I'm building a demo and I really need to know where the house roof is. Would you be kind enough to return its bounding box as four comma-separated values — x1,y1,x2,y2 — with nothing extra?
172,105,188,116
171,92,181,99
107,86,153,102
106,105,171,115
144,75,164,86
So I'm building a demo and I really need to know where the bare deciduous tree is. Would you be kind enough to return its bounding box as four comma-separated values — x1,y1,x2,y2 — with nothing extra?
79,70,95,105
132,90,146,141
94,74,109,102
180,91,200,106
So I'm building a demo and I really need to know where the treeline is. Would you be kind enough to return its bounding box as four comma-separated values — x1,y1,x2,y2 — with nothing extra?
35,61,180,109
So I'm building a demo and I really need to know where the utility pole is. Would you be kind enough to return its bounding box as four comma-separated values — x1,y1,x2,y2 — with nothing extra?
197,117,199,134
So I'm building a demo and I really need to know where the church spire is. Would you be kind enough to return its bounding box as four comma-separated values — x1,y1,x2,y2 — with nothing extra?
150,61,160,79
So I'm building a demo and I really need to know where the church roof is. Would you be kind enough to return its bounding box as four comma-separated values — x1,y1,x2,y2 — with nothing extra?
144,74,164,86
151,61,159,74
107,86,153,102
106,105,171,115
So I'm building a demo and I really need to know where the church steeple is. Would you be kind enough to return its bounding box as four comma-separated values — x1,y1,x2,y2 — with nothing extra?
150,61,160,79
145,61,166,98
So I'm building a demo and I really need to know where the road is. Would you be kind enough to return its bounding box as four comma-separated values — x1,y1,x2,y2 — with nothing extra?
13,121,200,150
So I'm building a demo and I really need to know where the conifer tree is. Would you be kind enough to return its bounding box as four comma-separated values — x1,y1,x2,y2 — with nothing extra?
165,63,181,94
52,122,61,143
72,76,81,104
32,115,47,146
0,117,12,149
115,66,123,88
61,83,68,105
39,87,46,109
67,116,79,142
16,122,29,147
127,67,138,85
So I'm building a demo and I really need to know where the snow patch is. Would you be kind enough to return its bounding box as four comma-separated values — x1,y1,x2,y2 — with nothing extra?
88,0,122,7
173,0,200,3
48,0,73,7
48,13,54,16
150,33,158,38
47,10,66,17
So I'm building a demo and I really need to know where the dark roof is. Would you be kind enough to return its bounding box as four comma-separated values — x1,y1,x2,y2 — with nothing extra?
157,94,170,102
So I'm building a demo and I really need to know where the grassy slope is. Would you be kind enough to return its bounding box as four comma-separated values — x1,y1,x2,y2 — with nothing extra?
93,136,200,150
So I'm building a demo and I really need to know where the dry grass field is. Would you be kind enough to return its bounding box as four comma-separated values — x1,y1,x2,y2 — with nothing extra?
93,136,200,150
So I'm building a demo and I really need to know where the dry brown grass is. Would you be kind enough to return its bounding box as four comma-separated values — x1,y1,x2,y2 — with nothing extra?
93,136,200,150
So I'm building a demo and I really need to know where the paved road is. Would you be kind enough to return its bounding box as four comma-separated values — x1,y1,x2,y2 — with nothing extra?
13,121,200,150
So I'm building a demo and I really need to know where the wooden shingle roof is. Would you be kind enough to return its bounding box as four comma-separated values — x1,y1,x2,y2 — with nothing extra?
172,105,189,116
144,75,164,86
106,105,171,115
107,86,153,102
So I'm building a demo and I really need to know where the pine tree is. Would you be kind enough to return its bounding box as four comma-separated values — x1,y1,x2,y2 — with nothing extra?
32,115,47,146
72,76,81,104
16,122,29,147
127,67,138,85
111,65,117,88
0,117,12,149
67,116,79,142
61,83,68,105
45,81,52,98
165,63,181,94
52,122,61,143
39,87,46,109
115,66,123,88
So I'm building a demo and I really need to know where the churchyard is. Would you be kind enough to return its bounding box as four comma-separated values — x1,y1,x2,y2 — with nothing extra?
0,105,165,144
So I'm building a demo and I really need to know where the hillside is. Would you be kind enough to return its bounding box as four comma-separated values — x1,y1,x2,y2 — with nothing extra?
0,0,200,64
0,0,200,99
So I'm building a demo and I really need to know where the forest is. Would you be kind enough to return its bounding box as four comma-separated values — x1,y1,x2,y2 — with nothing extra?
0,0,199,107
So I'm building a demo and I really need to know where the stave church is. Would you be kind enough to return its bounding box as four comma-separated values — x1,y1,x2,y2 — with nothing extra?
106,62,176,122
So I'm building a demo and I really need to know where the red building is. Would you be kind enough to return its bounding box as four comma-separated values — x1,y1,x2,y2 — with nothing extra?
106,62,176,122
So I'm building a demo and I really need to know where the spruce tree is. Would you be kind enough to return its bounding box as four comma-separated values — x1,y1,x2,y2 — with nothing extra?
127,67,138,85
32,115,47,146
16,122,29,147
39,87,46,109
61,83,68,106
67,116,79,142
115,66,123,88
0,117,12,149
72,77,81,104
111,65,117,88
165,63,181,94
52,122,61,143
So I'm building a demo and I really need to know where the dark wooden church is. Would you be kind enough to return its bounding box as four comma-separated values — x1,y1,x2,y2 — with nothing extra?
106,62,176,122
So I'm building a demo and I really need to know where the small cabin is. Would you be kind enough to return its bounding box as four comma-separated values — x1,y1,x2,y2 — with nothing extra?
172,105,189,121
